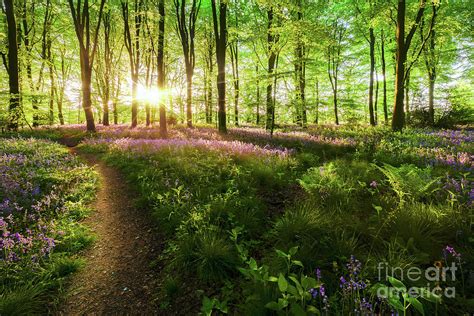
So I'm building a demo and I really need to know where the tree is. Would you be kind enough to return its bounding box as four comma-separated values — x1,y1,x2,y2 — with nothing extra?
392,0,435,131
229,0,241,126
175,0,200,128
122,0,144,128
211,0,227,133
158,0,167,136
421,3,438,125
68,0,106,132
265,7,279,133
380,29,388,123
4,0,21,130
327,19,345,125
293,0,307,127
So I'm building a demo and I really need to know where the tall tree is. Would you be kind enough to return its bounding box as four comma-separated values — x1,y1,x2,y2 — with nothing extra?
327,19,345,125
392,0,435,131
380,29,388,123
68,0,106,132
158,0,167,136
4,0,21,130
175,0,200,128
122,0,144,128
211,0,227,133
265,7,279,133
293,0,307,127
421,3,438,125
102,8,112,125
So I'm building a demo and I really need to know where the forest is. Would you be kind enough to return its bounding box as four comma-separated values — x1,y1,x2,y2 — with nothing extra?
0,0,473,315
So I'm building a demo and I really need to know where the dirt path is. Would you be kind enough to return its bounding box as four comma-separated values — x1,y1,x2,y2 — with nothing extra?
58,149,161,315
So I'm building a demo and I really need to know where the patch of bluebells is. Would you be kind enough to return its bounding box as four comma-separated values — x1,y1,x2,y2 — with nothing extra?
309,268,330,312
0,138,92,274
443,245,462,263
84,137,293,159
442,175,473,208
340,256,367,293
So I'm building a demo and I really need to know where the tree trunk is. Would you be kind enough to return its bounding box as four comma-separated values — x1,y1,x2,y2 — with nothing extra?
186,70,193,127
405,70,410,124
5,0,20,130
381,29,388,123
47,37,55,125
266,8,278,133
391,0,407,131
157,0,166,135
368,27,376,126
230,43,240,126
315,78,319,124
392,0,426,131
131,74,138,127
81,64,96,132
256,64,260,125
211,0,227,133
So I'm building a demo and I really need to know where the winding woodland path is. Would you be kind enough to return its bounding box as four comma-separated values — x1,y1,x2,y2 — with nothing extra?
58,147,161,315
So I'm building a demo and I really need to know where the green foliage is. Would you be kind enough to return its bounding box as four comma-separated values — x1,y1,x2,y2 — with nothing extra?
374,163,440,206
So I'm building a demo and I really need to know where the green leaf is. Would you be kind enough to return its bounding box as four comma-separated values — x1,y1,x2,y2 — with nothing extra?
388,276,407,293
289,246,299,256
268,276,278,282
406,297,424,315
287,284,299,297
301,276,317,290
249,258,257,270
290,303,307,316
388,296,404,312
292,260,304,267
276,249,289,259
265,301,283,311
415,287,442,303
278,273,288,292
306,305,321,315
289,276,304,295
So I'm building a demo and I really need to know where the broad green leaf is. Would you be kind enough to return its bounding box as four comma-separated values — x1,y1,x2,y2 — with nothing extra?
278,273,288,292
406,297,425,315
290,303,307,316
265,301,283,311
306,305,321,315
388,297,404,312
388,276,407,293
289,246,299,256
415,288,442,303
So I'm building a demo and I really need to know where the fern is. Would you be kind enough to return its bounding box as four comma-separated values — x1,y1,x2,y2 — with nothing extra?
373,163,440,206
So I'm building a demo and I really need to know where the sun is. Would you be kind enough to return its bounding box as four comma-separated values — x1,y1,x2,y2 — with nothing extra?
136,85,162,104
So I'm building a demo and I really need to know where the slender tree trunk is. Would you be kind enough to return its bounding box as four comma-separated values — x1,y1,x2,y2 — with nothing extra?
381,29,388,123
47,37,55,125
256,64,260,125
5,0,20,130
230,43,240,126
102,10,111,126
315,78,319,124
158,0,167,136
211,0,227,133
405,70,410,123
266,8,278,133
375,68,379,125
68,0,106,132
368,27,376,126
186,70,193,127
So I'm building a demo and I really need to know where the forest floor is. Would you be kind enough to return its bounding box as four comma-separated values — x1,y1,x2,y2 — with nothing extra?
57,144,162,315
